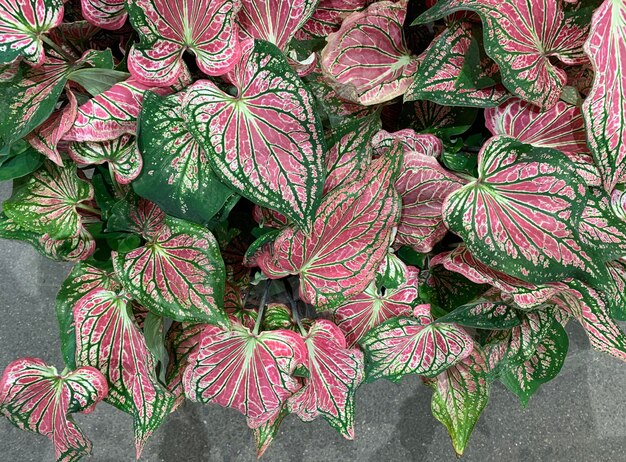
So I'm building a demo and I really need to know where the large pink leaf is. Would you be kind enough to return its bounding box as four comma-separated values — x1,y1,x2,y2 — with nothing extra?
0,358,107,462
238,0,317,50
416,0,592,108
81,0,127,30
442,136,604,286
361,304,474,382
183,321,308,428
582,0,626,191
63,78,174,142
256,144,402,310
0,0,64,66
26,89,77,166
320,0,419,105
395,149,464,253
68,135,142,184
287,319,364,438
486,98,600,186
296,0,368,40
334,266,419,347
430,245,565,310
113,216,228,326
126,0,241,86
74,288,175,456
183,39,325,232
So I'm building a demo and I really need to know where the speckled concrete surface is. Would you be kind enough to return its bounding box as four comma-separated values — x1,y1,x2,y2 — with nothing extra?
3,181,626,462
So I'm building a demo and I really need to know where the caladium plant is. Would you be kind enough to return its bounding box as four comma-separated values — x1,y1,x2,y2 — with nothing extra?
2,0,626,459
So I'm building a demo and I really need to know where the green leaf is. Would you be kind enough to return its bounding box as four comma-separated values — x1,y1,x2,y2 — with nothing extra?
0,146,43,181
68,69,131,96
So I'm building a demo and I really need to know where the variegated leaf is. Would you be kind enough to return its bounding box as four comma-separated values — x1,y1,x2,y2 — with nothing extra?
403,99,476,138
253,405,289,458
183,322,308,428
126,0,240,85
405,20,509,108
68,135,142,185
485,98,600,186
435,300,521,330
395,149,464,253
184,39,325,232
164,322,204,409
320,0,419,105
81,0,127,30
296,0,368,40
0,0,64,66
3,163,93,240
26,89,77,166
334,266,419,347
238,0,317,50
256,144,402,310
424,347,489,456
134,91,234,224
372,129,443,157
0,358,108,462
74,288,175,456
582,0,626,191
442,136,603,285
416,0,592,108
500,322,568,407
56,262,117,369
361,304,474,382
113,216,228,326
287,319,364,438
579,187,626,260
107,195,165,238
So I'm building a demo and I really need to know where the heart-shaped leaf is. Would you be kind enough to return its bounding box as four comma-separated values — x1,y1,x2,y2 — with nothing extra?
287,319,364,439
296,0,368,40
0,358,108,462
320,0,418,105
74,288,175,457
69,135,142,184
183,321,308,428
80,0,127,30
257,144,402,309
134,91,234,224
361,304,474,382
184,39,326,231
0,0,64,66
113,216,228,326
126,0,241,85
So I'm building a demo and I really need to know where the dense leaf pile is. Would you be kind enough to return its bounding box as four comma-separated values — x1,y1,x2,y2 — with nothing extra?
1,0,625,459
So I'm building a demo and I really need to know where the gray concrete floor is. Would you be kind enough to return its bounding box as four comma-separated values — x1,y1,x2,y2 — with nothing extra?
3,182,626,461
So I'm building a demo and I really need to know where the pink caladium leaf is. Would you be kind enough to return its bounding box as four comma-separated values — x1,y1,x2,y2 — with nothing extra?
0,56,72,149
442,136,605,286
3,162,94,240
334,266,419,347
63,78,177,143
107,196,166,239
372,129,443,158
430,245,565,310
582,0,626,191
256,144,402,310
183,321,308,428
416,0,592,109
423,347,489,456
395,149,465,253
0,0,64,66
485,98,601,186
578,187,626,261
164,322,204,410
26,89,77,166
360,304,474,382
500,322,568,407
184,39,326,232
74,288,175,456
238,0,317,51
112,216,228,326
0,358,108,462
68,135,142,185
320,0,419,105
551,280,626,362
296,0,368,40
287,319,364,438
80,0,127,30
133,90,234,225
126,0,241,86
405,20,509,108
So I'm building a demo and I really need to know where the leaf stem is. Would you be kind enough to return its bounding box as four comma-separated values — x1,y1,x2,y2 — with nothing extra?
77,203,101,216
109,164,125,198
253,279,271,335
284,279,307,336
41,35,75,63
